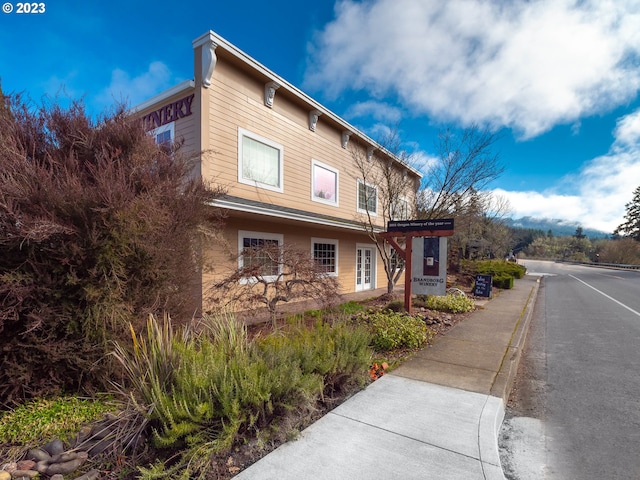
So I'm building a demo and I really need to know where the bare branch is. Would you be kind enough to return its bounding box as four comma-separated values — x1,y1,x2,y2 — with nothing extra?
418,124,504,219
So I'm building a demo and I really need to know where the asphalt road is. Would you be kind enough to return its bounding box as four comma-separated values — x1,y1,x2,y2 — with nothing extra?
500,259,640,480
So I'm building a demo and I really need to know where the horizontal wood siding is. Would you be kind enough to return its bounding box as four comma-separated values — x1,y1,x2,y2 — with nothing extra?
201,59,418,229
201,217,398,312
175,109,198,156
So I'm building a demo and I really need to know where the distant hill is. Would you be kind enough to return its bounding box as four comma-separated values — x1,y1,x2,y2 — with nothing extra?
506,216,610,238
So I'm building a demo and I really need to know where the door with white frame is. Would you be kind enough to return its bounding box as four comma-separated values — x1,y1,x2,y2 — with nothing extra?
356,244,376,291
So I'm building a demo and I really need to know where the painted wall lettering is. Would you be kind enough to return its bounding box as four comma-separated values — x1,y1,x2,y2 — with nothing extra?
142,94,195,130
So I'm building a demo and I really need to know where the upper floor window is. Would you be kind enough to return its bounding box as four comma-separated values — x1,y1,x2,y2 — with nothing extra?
311,159,339,206
238,128,284,193
357,180,378,215
151,122,174,147
391,197,409,220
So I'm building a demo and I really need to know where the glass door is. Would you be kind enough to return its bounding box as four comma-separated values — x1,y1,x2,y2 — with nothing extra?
356,247,374,290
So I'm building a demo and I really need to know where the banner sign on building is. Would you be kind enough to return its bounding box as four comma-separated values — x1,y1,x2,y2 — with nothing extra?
142,94,195,131
411,237,448,296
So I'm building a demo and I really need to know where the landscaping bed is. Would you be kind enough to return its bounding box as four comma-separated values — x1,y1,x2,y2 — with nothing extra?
1,264,507,480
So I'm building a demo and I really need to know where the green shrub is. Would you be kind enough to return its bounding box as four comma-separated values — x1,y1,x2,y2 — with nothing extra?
354,310,434,351
385,300,405,312
424,294,475,313
462,259,526,279
461,260,525,291
0,396,116,446
337,301,365,315
113,313,373,479
258,321,372,398
492,274,514,289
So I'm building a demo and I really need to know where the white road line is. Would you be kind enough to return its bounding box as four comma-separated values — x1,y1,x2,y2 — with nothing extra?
569,274,640,318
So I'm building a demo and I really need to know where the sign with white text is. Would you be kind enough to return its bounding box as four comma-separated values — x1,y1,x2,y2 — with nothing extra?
388,218,454,233
473,274,493,297
411,237,447,295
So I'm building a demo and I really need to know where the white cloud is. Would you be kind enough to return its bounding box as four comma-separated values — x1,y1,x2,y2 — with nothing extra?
343,100,403,123
493,108,640,232
613,109,640,147
305,0,640,139
42,71,82,100
95,61,175,110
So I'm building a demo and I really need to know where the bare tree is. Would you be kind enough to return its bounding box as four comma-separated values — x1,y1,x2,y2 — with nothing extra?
349,128,421,294
418,124,505,219
349,124,504,293
207,243,340,322
595,237,640,265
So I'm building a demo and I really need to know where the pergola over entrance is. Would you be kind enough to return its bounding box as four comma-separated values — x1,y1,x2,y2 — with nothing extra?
380,219,454,314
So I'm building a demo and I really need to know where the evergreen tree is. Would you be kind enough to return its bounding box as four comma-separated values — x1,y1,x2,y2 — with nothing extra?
614,186,640,241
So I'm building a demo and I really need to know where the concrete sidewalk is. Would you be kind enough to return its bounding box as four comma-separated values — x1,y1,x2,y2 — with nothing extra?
235,275,540,480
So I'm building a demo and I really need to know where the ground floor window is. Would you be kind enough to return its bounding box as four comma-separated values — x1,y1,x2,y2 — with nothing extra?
390,248,404,271
312,238,338,276
238,231,283,282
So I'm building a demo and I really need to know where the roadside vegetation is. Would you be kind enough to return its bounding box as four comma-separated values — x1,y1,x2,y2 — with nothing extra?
511,227,640,265
0,254,491,479
0,297,452,479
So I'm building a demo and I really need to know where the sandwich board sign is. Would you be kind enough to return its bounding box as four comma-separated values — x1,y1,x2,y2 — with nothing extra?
473,274,492,297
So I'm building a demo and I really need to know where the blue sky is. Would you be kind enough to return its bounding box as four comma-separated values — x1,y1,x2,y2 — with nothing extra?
2,0,640,233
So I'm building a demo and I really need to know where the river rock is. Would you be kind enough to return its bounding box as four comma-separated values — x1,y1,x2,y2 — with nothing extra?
75,469,101,480
45,455,87,475
35,461,49,474
51,451,84,463
0,463,16,473
9,470,39,479
14,462,34,472
73,426,93,446
27,448,51,463
42,439,64,456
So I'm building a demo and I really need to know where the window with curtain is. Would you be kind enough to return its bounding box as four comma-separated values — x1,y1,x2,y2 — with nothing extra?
238,128,283,192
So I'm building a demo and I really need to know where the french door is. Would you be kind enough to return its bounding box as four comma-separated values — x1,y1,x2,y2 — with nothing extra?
356,246,375,291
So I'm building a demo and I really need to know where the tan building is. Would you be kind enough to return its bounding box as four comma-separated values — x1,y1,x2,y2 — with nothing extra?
134,30,422,314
